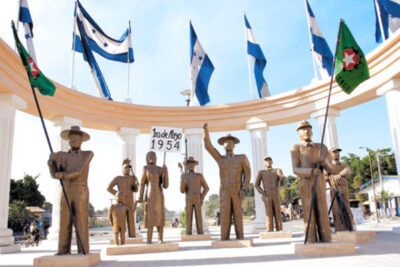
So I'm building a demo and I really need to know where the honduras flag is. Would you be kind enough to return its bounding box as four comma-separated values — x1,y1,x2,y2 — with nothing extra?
75,11,112,100
73,0,134,63
374,0,400,43
190,22,214,106
244,15,270,98
305,0,333,78
18,0,37,64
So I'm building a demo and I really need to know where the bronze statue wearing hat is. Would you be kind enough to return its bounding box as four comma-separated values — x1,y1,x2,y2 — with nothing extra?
47,126,93,254
255,157,286,232
138,151,169,244
179,156,209,235
108,192,138,245
327,147,354,231
107,159,139,237
203,123,251,240
290,120,335,243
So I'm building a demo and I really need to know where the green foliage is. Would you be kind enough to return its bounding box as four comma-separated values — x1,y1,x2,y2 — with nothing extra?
8,200,37,233
9,174,46,207
181,208,187,228
242,194,255,216
88,203,95,217
205,194,220,217
280,175,300,205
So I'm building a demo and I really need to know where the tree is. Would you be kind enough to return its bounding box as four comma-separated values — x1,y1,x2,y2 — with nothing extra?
280,175,300,206
242,184,255,216
8,200,37,233
205,194,220,217
9,174,46,207
88,203,95,217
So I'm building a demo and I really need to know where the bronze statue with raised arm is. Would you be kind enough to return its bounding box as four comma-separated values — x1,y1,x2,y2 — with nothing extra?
47,126,93,255
203,123,251,240
290,120,334,243
107,159,139,237
255,157,286,232
179,156,209,235
138,151,169,244
327,147,354,232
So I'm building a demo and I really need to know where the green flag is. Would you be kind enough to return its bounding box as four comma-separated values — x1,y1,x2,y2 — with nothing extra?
11,22,55,96
335,20,369,94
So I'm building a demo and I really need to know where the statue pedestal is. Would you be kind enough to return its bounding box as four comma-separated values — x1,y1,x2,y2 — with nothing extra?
332,231,375,243
260,231,292,239
181,234,212,241
33,253,101,267
0,244,20,254
293,242,355,257
105,243,179,255
109,237,143,245
211,239,253,248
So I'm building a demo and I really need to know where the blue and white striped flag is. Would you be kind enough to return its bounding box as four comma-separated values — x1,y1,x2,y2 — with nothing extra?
190,22,214,106
73,0,134,63
374,0,400,43
18,0,37,64
244,15,270,98
305,0,333,78
75,6,112,100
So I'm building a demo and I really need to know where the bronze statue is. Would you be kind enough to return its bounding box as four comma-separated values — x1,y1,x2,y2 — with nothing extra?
107,159,139,237
290,120,334,243
327,147,354,232
138,151,169,244
203,123,251,240
255,157,285,232
48,126,93,254
179,157,209,235
108,192,138,245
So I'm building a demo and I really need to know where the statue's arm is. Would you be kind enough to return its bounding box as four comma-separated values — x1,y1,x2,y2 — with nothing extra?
203,124,221,162
254,171,264,195
107,178,118,195
108,206,113,226
339,164,352,177
291,145,313,178
138,166,147,202
162,166,169,189
241,155,251,192
47,153,58,178
277,169,286,186
62,151,94,180
319,145,336,174
180,174,187,193
131,174,139,193
200,174,209,201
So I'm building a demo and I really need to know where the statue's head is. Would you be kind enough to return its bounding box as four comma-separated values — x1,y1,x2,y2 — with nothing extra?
330,147,342,161
122,159,132,175
264,156,273,168
296,120,312,142
217,134,240,152
116,191,124,203
184,156,198,172
60,126,90,150
146,151,157,165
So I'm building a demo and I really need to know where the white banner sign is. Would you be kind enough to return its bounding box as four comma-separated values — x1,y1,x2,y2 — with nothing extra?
150,126,183,153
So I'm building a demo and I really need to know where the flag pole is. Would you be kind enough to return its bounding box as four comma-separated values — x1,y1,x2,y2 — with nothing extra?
375,0,387,42
304,0,319,80
12,20,86,254
304,19,342,244
70,1,78,89
244,12,254,98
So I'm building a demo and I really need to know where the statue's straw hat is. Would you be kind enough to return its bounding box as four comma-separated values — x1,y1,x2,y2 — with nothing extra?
183,156,198,166
264,156,273,161
217,134,240,145
122,159,132,168
296,120,312,131
330,147,342,153
60,126,90,141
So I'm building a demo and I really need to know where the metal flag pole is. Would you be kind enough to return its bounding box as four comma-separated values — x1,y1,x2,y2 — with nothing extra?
12,21,86,254
304,19,342,244
70,1,78,89
304,0,319,80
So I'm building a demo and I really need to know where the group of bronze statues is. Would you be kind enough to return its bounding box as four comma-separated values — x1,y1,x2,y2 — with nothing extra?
47,120,354,255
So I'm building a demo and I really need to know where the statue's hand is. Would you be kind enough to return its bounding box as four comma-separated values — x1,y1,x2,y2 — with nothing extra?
49,153,58,161
54,172,64,179
203,123,208,130
178,162,183,170
312,168,322,177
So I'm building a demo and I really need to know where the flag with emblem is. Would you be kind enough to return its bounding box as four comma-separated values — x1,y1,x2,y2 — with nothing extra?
190,21,214,106
12,21,55,96
334,20,369,94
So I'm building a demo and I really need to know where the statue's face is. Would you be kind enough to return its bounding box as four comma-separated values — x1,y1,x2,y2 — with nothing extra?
297,127,312,142
146,152,156,165
187,162,196,172
223,140,235,151
331,150,340,160
264,159,273,168
68,133,82,150
122,166,130,175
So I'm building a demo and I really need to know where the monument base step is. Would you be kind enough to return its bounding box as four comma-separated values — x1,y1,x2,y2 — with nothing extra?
109,237,143,245
0,244,20,254
293,242,355,257
332,231,371,243
211,239,253,248
181,234,212,241
34,253,100,267
105,243,179,255
260,231,292,239
361,230,376,238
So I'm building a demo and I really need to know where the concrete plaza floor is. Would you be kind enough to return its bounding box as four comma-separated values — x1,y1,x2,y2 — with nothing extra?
1,219,400,267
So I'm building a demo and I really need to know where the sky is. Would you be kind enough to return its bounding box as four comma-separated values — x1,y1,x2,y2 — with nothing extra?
0,0,395,212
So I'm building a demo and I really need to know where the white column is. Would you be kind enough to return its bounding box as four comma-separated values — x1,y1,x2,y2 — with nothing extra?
0,94,26,253
47,116,82,240
184,128,208,233
378,78,400,172
310,108,340,150
247,122,268,229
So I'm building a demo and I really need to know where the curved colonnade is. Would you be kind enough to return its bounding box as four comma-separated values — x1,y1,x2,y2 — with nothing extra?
1,29,400,252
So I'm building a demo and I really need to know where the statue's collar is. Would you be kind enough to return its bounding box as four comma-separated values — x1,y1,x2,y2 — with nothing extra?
68,148,81,154
301,140,314,147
